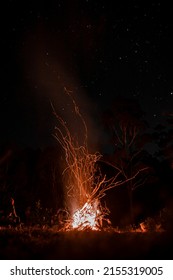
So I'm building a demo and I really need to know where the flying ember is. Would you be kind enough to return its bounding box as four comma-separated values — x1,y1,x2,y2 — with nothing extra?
53,88,145,231
52,88,110,230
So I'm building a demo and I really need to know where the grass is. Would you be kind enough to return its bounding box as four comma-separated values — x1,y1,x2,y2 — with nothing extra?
0,226,172,260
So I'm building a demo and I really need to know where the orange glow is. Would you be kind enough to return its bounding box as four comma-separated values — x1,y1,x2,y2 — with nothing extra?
52,88,111,231
53,88,147,231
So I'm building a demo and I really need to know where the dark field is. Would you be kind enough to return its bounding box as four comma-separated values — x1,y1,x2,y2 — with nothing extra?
0,228,172,260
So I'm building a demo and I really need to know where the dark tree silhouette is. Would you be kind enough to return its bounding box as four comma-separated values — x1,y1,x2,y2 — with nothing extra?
102,98,151,224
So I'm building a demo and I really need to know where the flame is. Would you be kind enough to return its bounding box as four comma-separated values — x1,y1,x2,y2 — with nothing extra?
53,88,143,231
52,89,117,231
52,89,110,231
72,200,101,230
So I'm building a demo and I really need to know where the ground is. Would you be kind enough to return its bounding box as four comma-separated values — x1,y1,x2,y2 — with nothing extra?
0,227,172,260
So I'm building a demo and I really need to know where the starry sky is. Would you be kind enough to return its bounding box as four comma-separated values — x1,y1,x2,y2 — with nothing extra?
1,0,173,149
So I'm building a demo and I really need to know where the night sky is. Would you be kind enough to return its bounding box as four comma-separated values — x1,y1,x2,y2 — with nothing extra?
1,0,173,149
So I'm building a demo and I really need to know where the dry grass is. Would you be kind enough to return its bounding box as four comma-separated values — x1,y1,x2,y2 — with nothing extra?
0,226,172,260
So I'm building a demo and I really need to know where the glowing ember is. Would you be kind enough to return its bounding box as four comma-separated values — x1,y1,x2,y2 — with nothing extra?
72,200,101,230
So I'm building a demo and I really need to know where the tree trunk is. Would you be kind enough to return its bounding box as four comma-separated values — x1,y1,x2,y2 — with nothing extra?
128,185,134,225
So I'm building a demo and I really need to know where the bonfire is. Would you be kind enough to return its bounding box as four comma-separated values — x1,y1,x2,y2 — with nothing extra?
53,88,147,231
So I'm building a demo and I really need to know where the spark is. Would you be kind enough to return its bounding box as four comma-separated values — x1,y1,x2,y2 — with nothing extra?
52,88,148,231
